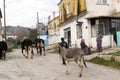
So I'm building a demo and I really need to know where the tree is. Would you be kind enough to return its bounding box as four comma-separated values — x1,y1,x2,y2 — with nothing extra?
29,28,37,42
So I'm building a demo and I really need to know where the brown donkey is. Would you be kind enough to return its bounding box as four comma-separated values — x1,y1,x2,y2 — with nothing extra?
59,46,87,77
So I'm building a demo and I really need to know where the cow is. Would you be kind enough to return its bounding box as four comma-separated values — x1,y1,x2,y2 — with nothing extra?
59,45,87,77
0,41,8,60
35,38,45,56
21,38,34,59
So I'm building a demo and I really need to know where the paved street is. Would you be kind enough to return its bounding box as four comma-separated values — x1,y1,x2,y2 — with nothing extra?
0,49,120,80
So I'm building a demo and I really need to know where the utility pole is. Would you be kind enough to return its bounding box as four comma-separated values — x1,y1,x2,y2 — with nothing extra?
3,0,6,41
37,12,40,38
37,12,39,25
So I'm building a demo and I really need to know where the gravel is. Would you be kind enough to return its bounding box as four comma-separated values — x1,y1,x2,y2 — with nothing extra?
0,49,120,80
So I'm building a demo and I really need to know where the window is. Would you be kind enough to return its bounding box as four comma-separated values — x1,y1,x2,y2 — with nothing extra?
91,19,109,38
76,23,82,39
97,0,107,4
67,2,71,14
53,22,56,31
99,20,109,35
111,19,120,31
59,9,62,20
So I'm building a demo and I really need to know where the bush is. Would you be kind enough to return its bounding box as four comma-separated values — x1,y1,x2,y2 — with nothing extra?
7,48,13,53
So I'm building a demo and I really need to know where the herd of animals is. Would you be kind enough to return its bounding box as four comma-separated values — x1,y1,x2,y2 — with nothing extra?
0,38,45,60
0,38,92,77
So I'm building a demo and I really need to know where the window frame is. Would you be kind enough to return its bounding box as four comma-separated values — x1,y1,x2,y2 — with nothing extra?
76,23,82,39
97,0,108,5
91,19,109,38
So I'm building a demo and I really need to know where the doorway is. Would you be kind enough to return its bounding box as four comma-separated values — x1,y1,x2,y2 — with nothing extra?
111,19,120,46
64,27,71,47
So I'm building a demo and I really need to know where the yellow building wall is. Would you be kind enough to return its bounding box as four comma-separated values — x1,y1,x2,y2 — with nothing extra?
58,0,86,24
48,16,60,34
80,0,86,12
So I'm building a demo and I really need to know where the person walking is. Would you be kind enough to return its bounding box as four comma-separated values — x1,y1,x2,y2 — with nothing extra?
80,38,91,55
80,38,87,50
59,37,69,65
96,31,103,53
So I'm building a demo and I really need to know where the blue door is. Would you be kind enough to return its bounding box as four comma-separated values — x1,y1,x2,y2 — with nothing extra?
116,31,120,46
44,39,49,46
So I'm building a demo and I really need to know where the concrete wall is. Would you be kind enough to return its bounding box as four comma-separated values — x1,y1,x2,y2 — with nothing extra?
116,2,120,12
60,20,77,46
86,0,117,17
48,31,61,45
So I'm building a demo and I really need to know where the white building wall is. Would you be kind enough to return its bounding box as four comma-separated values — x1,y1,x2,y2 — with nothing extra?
60,16,90,48
59,0,118,48
84,0,118,48
48,31,61,45
60,20,77,47
76,17,90,48
6,35,17,39
116,1,120,12
91,35,113,48
86,0,117,18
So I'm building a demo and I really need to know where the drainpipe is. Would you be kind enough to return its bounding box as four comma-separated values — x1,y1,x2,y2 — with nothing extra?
76,0,80,24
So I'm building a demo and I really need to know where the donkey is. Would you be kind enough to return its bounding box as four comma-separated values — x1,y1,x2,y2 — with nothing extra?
35,38,45,56
59,46,87,77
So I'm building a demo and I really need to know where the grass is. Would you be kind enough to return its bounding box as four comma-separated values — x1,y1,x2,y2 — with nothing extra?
7,48,13,53
89,56,120,69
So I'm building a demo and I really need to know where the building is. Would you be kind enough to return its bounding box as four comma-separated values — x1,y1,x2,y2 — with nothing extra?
58,0,86,47
57,0,120,48
86,0,120,47
37,22,49,46
48,12,60,45
6,33,17,39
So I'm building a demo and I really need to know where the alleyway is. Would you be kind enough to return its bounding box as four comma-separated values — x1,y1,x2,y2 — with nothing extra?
0,49,120,80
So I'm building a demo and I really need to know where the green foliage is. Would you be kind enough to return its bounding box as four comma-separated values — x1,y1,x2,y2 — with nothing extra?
7,48,13,53
28,28,37,42
89,57,120,69
7,37,22,49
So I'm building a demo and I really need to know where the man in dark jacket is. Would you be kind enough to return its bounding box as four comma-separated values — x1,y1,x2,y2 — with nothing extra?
59,38,69,65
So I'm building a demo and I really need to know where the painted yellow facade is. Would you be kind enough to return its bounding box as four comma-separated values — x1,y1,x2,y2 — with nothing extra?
48,16,60,34
58,0,86,23
48,0,86,35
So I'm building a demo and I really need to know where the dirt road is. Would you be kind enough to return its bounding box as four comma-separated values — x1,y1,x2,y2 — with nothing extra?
0,49,120,80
